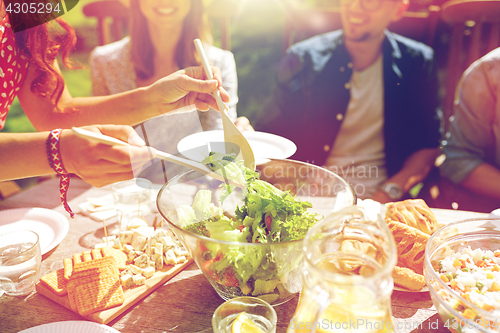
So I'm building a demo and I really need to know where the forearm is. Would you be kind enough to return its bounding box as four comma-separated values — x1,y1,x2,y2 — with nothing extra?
21,87,158,131
460,163,500,199
18,63,226,131
371,148,438,203
0,132,54,181
386,148,439,192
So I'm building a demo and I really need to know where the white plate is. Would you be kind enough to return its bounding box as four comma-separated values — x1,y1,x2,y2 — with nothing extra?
394,286,429,293
0,208,69,255
490,208,500,218
18,321,120,333
177,130,297,165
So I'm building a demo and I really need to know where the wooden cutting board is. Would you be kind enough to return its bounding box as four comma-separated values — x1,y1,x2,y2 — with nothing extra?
36,258,193,324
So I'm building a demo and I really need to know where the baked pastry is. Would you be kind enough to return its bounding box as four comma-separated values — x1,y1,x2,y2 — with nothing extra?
385,199,438,234
338,240,377,274
393,266,426,291
387,220,429,274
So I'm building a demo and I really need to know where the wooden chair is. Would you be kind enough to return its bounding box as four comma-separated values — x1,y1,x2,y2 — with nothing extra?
440,0,500,131
82,0,130,46
205,0,242,51
282,4,441,53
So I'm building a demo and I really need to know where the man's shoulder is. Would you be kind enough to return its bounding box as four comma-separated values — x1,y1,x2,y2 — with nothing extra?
386,32,434,61
287,30,344,57
277,30,345,82
90,37,131,64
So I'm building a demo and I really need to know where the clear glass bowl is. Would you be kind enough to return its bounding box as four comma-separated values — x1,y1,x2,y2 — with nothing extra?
424,218,500,333
157,159,356,306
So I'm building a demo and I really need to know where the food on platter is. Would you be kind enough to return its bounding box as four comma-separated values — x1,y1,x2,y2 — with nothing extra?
67,256,124,316
385,199,438,235
387,220,429,274
39,226,190,316
393,266,426,291
178,152,320,299
337,239,379,276
40,249,125,315
384,199,438,291
40,268,67,296
434,246,500,321
101,228,189,289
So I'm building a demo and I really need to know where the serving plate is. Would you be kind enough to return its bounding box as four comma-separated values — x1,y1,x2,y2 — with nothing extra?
393,286,429,293
18,321,121,333
0,208,69,255
177,130,296,165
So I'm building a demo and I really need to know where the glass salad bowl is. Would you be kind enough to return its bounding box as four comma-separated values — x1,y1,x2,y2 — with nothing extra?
157,158,356,306
424,218,500,333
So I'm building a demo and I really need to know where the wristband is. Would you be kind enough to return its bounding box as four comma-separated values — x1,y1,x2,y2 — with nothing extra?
46,129,75,218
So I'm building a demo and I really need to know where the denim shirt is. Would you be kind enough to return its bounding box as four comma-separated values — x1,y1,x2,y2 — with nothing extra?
256,30,441,177
440,47,500,184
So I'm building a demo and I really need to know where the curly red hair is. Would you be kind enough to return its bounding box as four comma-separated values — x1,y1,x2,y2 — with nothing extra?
8,2,77,109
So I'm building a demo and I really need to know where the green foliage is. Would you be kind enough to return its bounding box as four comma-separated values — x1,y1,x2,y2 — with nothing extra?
230,0,286,124
1,98,36,133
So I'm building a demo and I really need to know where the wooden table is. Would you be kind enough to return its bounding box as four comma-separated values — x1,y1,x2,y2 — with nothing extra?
0,177,490,333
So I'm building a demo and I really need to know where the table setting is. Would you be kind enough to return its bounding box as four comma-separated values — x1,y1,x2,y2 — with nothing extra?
0,156,495,333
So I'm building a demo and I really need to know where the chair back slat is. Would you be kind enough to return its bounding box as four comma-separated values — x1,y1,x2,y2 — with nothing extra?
441,0,500,131
82,0,130,46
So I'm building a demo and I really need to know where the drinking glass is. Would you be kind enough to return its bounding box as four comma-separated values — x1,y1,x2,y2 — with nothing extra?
213,296,277,333
112,178,152,230
0,230,41,296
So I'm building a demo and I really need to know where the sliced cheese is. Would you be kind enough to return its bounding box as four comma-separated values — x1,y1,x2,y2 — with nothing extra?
134,253,149,268
131,235,147,252
123,244,134,254
165,249,177,265
143,266,155,279
131,227,154,245
175,256,187,264
119,231,134,244
102,235,116,243
133,274,146,286
173,246,189,257
129,264,143,275
120,274,135,289
160,236,175,251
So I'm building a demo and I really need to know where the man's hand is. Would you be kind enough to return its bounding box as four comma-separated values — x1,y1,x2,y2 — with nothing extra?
370,190,393,204
149,66,230,114
234,116,254,132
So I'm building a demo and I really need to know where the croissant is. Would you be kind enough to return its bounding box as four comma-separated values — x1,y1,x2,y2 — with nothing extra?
387,220,429,274
385,199,438,235
393,266,426,291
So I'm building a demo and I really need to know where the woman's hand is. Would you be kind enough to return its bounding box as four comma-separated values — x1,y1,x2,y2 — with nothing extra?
59,125,154,187
234,116,255,132
149,66,230,114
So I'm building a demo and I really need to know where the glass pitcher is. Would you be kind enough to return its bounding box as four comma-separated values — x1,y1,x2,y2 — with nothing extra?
288,205,397,333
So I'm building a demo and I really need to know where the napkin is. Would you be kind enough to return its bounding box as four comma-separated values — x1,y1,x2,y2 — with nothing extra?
79,189,160,222
79,194,117,222
357,198,383,221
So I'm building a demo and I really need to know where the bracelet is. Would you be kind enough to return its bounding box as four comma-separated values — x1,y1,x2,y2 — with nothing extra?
46,129,75,218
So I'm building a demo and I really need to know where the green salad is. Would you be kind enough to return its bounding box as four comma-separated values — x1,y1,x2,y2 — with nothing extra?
176,153,320,298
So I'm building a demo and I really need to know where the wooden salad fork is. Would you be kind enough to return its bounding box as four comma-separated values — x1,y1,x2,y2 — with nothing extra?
194,39,256,171
71,127,245,188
